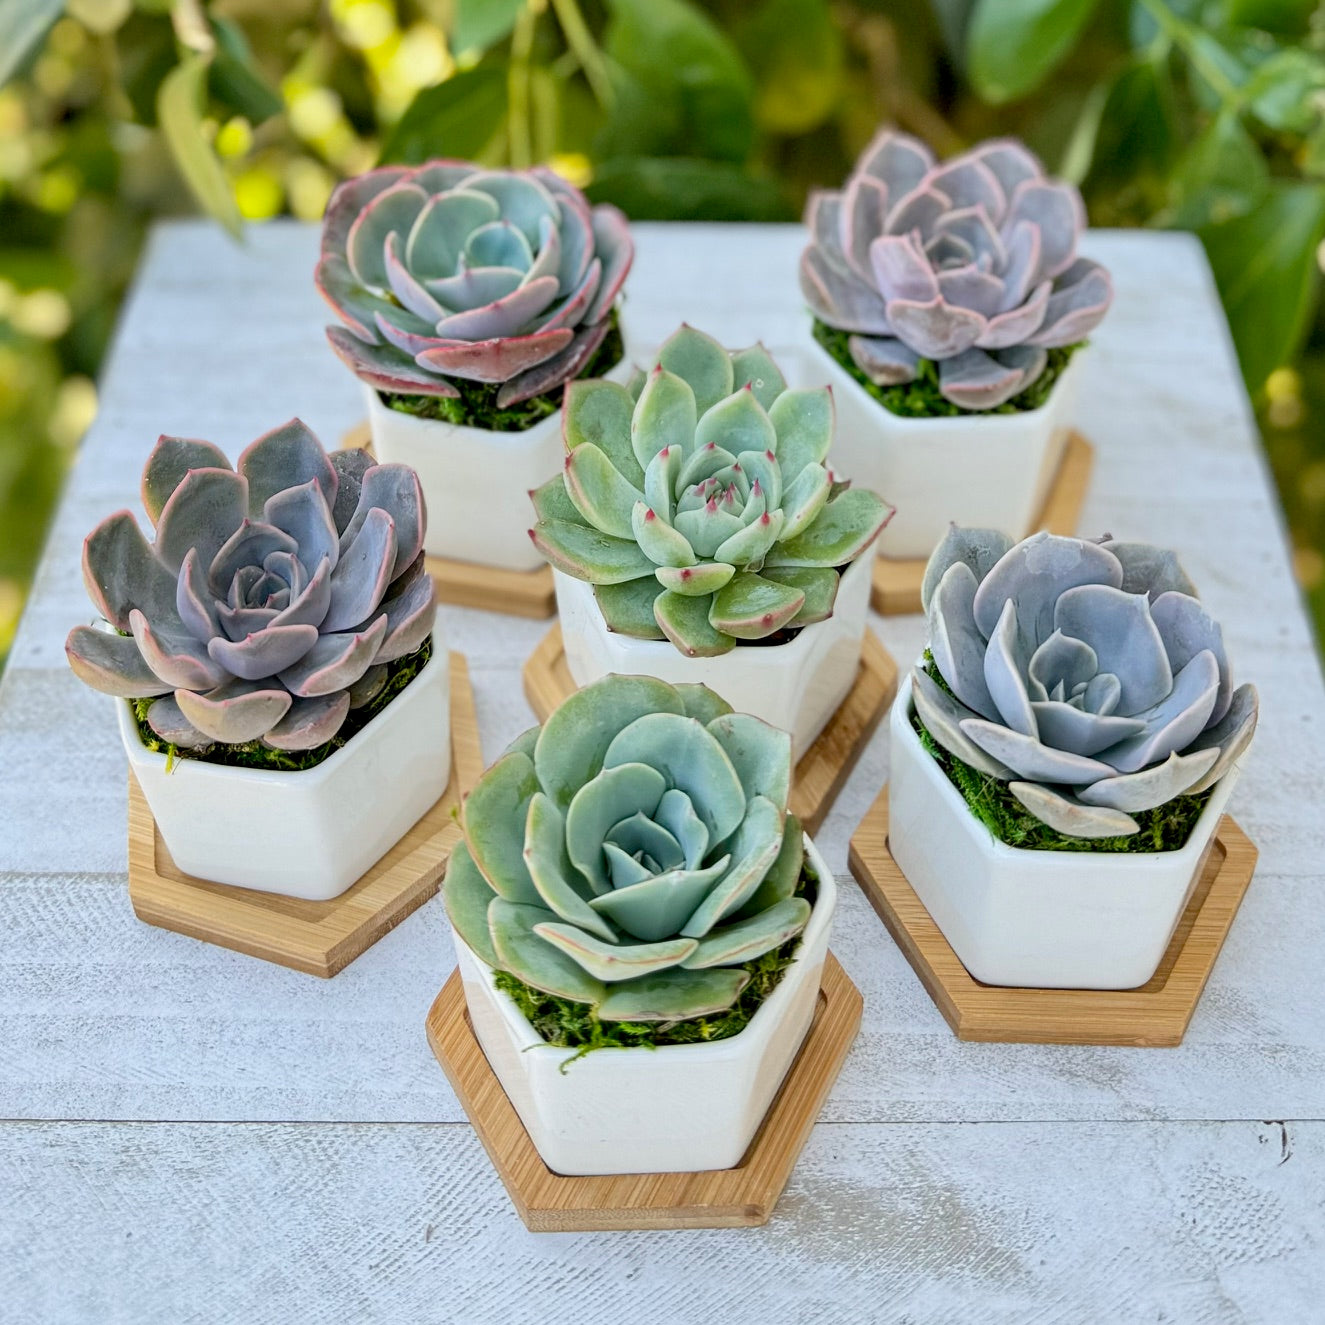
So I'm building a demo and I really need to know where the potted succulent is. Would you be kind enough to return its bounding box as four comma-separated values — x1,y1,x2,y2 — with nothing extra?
529,324,894,757
318,159,634,573
890,526,1259,989
65,420,446,900
442,672,836,1176
800,129,1113,560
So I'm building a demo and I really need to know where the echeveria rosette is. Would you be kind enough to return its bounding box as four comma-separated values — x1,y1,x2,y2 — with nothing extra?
318,160,633,407
800,129,1113,409
916,527,1259,839
65,420,436,751
443,674,811,1022
529,324,894,658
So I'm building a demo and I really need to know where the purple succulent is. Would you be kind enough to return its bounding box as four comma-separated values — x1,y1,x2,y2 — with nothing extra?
318,160,634,408
66,420,436,751
800,129,1113,409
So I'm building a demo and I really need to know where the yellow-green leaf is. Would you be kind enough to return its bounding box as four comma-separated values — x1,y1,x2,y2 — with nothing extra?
157,53,243,238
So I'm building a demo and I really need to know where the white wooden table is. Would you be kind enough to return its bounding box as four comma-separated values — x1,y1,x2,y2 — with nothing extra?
2,221,1323,1323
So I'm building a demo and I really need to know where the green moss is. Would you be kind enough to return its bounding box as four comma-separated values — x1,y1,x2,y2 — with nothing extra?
914,652,1209,853
491,863,820,1061
129,635,433,773
811,318,1082,419
380,309,624,431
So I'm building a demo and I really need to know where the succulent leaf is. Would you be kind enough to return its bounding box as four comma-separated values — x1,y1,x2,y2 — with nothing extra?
658,324,735,415
800,129,1112,407
563,379,644,487
564,445,645,539
709,572,805,639
142,436,232,525
593,580,668,639
918,527,1258,838
730,343,788,411
530,518,655,584
654,588,738,656
442,675,811,1025
764,488,892,568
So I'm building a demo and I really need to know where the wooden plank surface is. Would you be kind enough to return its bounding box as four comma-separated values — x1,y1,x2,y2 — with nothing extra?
426,953,862,1231
1,222,1323,1320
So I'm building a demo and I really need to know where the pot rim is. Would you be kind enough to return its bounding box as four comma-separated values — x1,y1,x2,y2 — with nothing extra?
556,552,872,664
892,669,1240,868
116,638,446,788
804,333,1082,429
462,833,838,1065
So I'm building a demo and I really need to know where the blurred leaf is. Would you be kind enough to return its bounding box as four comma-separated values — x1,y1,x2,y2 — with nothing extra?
1168,109,1267,228
209,16,284,125
157,53,243,238
930,0,977,62
0,0,63,89
586,156,791,220
735,0,843,135
452,0,526,56
1184,28,1248,110
601,0,754,163
378,69,508,164
1201,181,1325,391
1128,0,1200,49
1226,0,1317,33
116,10,177,125
966,0,1099,103
1082,54,1177,190
1303,121,1325,177
1242,48,1325,133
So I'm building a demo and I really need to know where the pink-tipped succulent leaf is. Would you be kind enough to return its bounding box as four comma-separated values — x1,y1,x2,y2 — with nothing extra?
317,161,634,404
65,421,436,751
800,130,1113,409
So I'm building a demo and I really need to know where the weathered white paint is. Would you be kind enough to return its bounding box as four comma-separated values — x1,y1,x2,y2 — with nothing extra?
0,222,1322,1318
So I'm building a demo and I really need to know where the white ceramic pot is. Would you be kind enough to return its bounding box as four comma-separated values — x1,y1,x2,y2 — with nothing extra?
805,337,1084,561
120,645,452,900
454,840,837,1176
363,357,634,574
887,673,1240,989
553,554,871,761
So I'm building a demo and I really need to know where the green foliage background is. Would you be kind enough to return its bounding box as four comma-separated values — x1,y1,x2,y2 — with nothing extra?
2,0,1324,667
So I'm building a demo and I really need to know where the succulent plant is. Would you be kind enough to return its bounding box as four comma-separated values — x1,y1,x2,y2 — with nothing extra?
444,673,812,1021
65,420,436,750
529,324,893,657
318,160,633,407
916,527,1258,838
800,129,1113,409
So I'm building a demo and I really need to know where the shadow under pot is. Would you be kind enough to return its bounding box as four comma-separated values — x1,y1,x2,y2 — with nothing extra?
554,554,872,761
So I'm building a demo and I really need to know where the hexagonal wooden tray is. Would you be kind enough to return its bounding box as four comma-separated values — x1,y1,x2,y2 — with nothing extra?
871,431,1094,616
127,653,482,977
848,786,1258,1046
341,423,554,618
425,952,861,1231
523,628,898,835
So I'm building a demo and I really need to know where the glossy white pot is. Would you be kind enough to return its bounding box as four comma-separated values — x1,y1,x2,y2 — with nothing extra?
553,554,871,761
806,337,1083,561
887,673,1240,989
120,645,452,900
363,357,634,573
454,840,837,1176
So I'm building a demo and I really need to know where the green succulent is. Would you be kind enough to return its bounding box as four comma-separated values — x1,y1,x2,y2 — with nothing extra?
443,673,812,1023
529,324,893,657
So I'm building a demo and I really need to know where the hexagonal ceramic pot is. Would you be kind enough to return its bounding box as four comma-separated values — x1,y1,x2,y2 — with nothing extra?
362,356,634,573
553,553,871,761
453,839,837,1176
887,673,1241,989
119,643,452,901
805,337,1084,561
